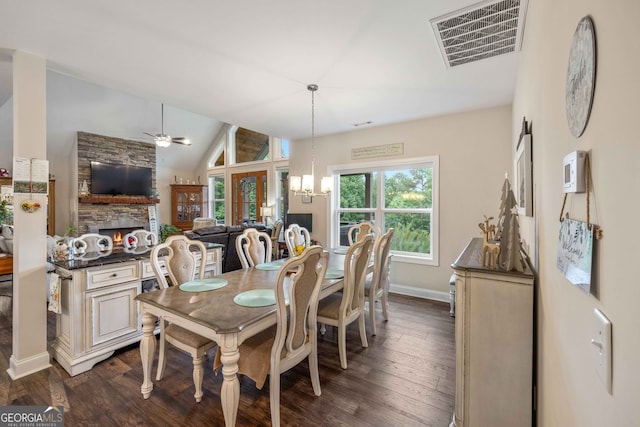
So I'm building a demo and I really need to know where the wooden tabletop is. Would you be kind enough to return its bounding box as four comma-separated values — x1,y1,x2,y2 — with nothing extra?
135,251,347,334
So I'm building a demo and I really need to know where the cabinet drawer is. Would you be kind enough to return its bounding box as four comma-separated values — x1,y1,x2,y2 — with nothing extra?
141,259,166,279
87,263,139,290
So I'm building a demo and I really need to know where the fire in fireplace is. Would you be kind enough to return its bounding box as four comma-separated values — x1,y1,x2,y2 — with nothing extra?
100,227,145,247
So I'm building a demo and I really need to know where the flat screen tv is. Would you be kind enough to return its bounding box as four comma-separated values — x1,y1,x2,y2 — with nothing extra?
286,213,312,233
90,161,153,196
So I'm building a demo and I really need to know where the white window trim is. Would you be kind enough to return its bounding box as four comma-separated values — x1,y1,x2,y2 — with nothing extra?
328,155,439,267
208,174,226,224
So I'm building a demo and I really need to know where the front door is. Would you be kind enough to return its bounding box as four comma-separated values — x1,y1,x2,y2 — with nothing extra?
231,171,267,225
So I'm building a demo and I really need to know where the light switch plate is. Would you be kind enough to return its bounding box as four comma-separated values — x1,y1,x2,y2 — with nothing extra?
592,308,612,393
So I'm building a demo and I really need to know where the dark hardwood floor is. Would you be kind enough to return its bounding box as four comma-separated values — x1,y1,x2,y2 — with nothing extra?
0,278,455,426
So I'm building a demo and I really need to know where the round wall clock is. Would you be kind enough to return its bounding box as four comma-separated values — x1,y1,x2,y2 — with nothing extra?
565,16,596,138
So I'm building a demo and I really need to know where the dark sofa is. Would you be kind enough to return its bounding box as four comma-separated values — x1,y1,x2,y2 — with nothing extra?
185,224,270,273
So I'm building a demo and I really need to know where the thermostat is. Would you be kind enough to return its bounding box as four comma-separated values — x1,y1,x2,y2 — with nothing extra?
563,150,586,193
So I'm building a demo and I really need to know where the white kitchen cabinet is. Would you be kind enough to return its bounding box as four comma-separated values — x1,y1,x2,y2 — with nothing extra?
51,244,221,376
52,262,143,376
450,238,535,427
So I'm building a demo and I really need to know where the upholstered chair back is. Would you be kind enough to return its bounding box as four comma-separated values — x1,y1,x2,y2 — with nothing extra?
347,221,381,246
151,235,207,289
236,228,273,269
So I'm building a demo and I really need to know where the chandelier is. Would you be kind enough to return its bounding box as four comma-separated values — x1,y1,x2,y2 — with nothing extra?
289,84,332,198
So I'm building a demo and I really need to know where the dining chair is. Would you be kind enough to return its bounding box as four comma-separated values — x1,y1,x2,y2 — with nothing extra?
347,221,381,246
284,223,311,257
215,245,328,427
192,217,216,230
124,229,157,249
150,234,215,403
270,219,284,260
364,228,394,335
317,234,373,369
236,228,273,269
73,233,113,254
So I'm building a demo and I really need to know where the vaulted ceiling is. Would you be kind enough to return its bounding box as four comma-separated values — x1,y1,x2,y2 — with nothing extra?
0,0,526,169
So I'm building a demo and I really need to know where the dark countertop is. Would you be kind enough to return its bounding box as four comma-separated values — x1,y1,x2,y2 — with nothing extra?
52,242,223,271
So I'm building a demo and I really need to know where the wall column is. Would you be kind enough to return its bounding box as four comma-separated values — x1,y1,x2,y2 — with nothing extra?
8,50,50,379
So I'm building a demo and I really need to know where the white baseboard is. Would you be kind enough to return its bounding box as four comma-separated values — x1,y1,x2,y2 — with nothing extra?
7,351,51,380
389,283,450,303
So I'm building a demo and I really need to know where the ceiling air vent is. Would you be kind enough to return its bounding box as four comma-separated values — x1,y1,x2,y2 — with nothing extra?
431,0,528,68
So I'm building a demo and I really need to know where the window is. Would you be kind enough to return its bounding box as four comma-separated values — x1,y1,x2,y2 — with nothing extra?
273,138,290,159
208,175,225,224
207,125,290,226
332,156,439,265
275,167,289,222
233,127,270,164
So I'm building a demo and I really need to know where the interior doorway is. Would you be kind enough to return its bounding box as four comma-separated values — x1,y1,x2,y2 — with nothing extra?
231,171,267,225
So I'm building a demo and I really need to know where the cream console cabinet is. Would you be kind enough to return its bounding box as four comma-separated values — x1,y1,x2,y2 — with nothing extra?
450,238,535,427
52,247,221,376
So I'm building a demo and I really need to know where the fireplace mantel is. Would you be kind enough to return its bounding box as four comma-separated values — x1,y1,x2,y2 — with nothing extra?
79,196,160,205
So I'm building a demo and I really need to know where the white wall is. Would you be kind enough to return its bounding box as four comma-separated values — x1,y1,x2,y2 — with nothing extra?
290,105,513,298
514,0,640,424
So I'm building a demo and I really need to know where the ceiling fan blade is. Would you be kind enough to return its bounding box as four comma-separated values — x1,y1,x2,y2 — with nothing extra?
171,137,191,146
144,104,191,146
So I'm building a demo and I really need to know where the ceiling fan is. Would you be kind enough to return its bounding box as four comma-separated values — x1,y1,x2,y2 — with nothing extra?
144,103,191,147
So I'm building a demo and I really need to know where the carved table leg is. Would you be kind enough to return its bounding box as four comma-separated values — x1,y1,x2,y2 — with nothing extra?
193,355,204,403
219,334,240,427
140,310,157,399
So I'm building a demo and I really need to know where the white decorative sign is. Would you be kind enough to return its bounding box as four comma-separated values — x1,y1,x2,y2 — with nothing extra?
557,218,594,293
148,205,159,237
12,157,49,194
351,143,404,160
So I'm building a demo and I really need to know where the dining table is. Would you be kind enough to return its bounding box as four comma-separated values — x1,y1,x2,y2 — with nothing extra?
135,248,354,427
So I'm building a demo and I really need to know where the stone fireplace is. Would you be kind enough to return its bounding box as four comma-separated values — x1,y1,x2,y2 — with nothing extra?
76,132,158,235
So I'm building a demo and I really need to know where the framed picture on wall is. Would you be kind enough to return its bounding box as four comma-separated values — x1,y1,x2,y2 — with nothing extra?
514,132,533,217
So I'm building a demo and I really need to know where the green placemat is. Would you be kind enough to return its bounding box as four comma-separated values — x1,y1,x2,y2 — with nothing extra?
255,260,285,271
325,268,345,279
180,278,228,292
233,289,276,307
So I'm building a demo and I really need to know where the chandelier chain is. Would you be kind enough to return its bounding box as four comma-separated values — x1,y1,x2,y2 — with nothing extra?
288,83,330,197
309,84,317,177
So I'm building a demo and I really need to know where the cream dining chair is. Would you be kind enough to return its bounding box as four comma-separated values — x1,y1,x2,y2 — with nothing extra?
73,233,113,254
123,229,157,249
270,219,284,260
317,234,373,369
236,228,273,269
364,228,394,335
215,245,328,427
150,235,214,403
347,221,381,246
284,223,311,257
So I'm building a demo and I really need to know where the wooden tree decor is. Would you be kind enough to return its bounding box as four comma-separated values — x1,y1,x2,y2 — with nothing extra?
496,177,525,272
479,215,500,268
